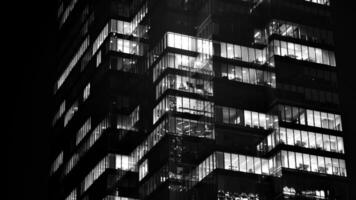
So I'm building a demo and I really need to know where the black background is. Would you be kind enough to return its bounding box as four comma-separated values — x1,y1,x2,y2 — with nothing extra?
6,0,356,200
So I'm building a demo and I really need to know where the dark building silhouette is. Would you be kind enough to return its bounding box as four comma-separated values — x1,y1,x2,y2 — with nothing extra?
49,0,350,200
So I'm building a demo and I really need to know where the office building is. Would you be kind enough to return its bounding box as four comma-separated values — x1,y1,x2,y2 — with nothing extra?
49,0,349,199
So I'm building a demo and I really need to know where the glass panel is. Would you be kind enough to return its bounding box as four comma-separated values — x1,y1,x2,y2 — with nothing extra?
330,136,337,152
310,155,318,172
254,158,261,174
287,129,294,145
301,131,309,148
288,151,296,169
317,156,325,173
296,153,303,170
246,156,254,173
314,111,321,127
309,132,316,148
224,153,231,170
239,155,247,172
279,128,287,144
231,154,239,171
337,137,344,153
244,111,252,127
323,134,330,151
316,133,323,149
252,112,259,127
262,159,269,175
303,154,311,171
307,110,314,126
325,157,332,174
221,43,227,57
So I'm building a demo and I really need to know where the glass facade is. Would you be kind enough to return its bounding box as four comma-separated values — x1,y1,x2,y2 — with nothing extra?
51,0,349,199
57,37,90,91
155,74,213,99
116,106,140,130
267,19,333,45
215,106,278,130
64,101,79,127
131,116,214,165
76,118,92,146
153,95,213,124
258,127,345,153
65,189,77,200
192,151,347,184
52,100,66,126
269,39,336,66
167,32,213,55
50,151,63,175
280,150,346,176
220,64,276,88
305,0,330,6
152,52,213,82
81,154,136,194
278,105,342,131
220,42,267,64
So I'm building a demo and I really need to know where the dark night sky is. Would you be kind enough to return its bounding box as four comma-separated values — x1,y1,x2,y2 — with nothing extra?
6,1,356,200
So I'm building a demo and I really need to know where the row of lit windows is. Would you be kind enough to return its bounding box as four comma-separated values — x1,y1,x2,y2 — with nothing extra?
81,154,135,194
153,95,214,124
57,36,90,91
258,127,344,154
220,43,267,65
109,36,144,56
305,0,330,6
109,13,149,39
64,101,79,127
131,2,148,35
116,106,140,131
139,164,169,197
270,40,336,66
131,116,214,165
81,156,108,193
102,196,138,200
76,118,91,146
50,151,63,175
110,19,132,35
267,19,333,45
83,83,90,101
92,24,108,56
56,17,147,94
65,189,77,200
131,118,166,164
152,53,213,82
283,186,327,199
155,74,213,99
166,32,213,55
52,101,66,126
221,64,276,88
277,104,342,131
59,0,78,28
115,154,135,171
60,84,90,129
217,190,260,200
193,151,347,183
64,153,79,175
138,159,148,181
63,117,110,177
96,50,102,67
280,150,346,176
215,106,278,130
